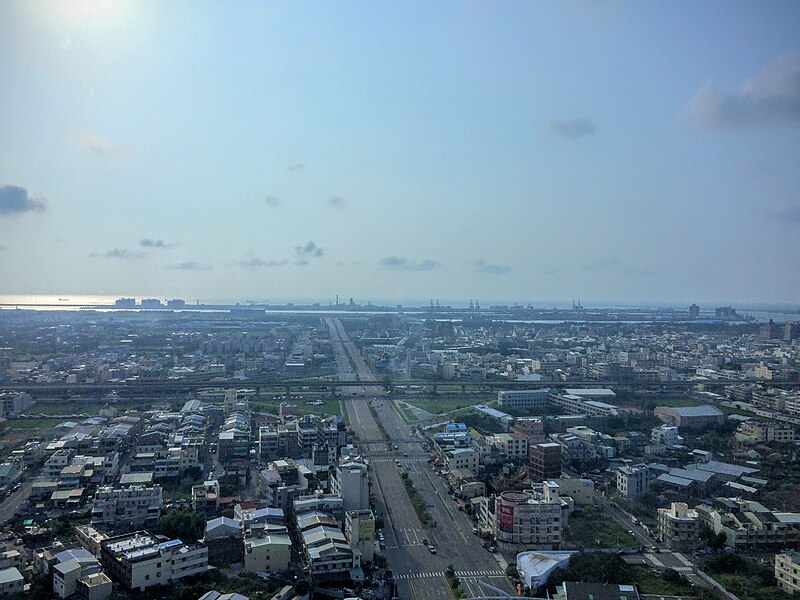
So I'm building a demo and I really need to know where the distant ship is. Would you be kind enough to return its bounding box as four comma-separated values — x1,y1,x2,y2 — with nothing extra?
58,298,69,301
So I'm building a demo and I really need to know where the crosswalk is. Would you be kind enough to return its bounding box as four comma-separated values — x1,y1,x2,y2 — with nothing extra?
395,569,505,580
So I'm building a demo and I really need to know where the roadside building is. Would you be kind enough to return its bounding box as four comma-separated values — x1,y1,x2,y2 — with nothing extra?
657,502,699,551
490,486,563,553
330,457,369,512
100,532,208,592
616,465,650,500
776,552,800,595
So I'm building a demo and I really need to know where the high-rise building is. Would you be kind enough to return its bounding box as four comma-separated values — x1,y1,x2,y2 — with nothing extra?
529,443,562,482
688,304,700,319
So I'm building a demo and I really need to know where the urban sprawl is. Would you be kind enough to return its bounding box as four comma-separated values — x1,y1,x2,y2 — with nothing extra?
0,303,798,600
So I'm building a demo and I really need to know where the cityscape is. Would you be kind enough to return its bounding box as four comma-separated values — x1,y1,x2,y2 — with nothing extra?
2,1,800,600
0,302,797,599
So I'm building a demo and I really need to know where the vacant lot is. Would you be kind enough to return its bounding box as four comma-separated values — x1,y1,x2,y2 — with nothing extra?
251,397,343,418
404,396,488,415
565,507,638,549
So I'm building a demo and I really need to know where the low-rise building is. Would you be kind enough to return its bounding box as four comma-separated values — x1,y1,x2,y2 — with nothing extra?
657,502,699,551
738,419,795,444
616,465,649,500
243,524,291,574
0,567,23,597
100,532,208,592
91,485,162,529
776,552,800,595
655,405,725,431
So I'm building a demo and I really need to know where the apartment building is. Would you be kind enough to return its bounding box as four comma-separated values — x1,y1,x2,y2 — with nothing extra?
100,532,208,592
529,443,562,482
490,484,563,553
486,433,528,461
497,389,551,411
330,457,370,512
91,485,163,529
243,524,292,574
657,502,699,551
776,553,800,595
739,419,796,444
550,393,620,417
696,499,800,550
617,465,650,500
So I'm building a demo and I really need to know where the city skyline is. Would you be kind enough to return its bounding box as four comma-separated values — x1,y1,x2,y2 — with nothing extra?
1,1,800,303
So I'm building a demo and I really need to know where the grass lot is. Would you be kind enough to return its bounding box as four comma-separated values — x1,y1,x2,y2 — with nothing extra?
646,396,702,408
565,507,638,549
610,495,658,529
404,396,489,415
713,574,787,600
7,417,68,430
629,566,697,596
22,402,106,415
251,397,343,418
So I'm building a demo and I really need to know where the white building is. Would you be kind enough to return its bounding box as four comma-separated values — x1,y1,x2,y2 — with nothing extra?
444,448,479,475
497,389,551,411
617,465,649,500
657,502,699,551
91,485,163,529
345,509,376,562
486,433,528,460
0,567,23,597
243,524,292,574
100,532,208,592
776,553,800,595
331,457,370,512
491,484,563,552
651,425,682,447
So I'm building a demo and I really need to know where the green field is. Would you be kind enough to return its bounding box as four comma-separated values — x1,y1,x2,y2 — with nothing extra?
713,574,787,600
629,566,697,596
8,417,69,430
23,402,106,415
565,507,638,549
647,396,702,408
404,396,489,415
251,397,343,418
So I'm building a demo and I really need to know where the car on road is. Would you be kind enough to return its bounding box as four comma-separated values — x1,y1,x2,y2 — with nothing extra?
428,545,437,554
473,527,479,534
488,546,497,553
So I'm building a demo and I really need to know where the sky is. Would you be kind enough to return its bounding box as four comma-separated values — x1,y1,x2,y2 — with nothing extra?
1,0,799,306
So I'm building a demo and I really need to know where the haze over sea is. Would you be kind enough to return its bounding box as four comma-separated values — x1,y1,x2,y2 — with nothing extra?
0,294,797,323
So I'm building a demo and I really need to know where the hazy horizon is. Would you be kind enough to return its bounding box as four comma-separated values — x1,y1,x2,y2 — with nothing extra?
2,1,799,303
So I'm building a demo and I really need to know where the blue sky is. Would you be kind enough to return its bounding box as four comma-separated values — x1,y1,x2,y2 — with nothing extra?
1,0,799,305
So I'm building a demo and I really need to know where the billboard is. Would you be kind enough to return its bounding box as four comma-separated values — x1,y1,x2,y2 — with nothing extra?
498,503,515,531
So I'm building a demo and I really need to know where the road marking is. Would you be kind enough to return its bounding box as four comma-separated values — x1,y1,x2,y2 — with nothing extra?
395,570,504,580
408,578,421,600
674,552,694,567
647,554,666,568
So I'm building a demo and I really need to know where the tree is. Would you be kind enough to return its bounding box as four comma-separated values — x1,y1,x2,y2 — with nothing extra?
157,510,206,541
505,564,519,580
700,525,728,551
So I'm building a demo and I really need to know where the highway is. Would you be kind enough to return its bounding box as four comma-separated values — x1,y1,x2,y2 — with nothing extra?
327,318,515,600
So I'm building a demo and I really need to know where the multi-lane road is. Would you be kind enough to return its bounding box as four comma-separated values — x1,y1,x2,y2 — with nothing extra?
327,318,515,600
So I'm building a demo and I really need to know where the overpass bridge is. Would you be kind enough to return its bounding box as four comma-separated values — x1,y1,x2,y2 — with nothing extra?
2,378,798,400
